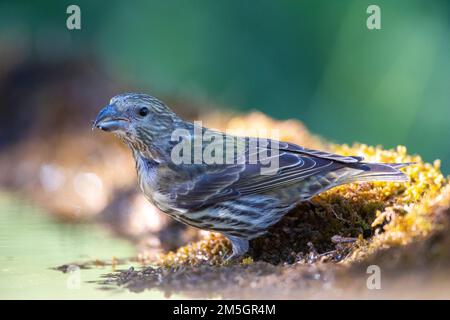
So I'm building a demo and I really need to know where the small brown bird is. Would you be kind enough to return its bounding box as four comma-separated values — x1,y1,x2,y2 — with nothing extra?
94,93,410,260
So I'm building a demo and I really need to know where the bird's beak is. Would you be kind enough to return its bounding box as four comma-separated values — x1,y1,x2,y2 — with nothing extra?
93,104,130,132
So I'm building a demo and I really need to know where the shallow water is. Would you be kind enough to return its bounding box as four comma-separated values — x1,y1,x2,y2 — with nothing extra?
0,193,169,299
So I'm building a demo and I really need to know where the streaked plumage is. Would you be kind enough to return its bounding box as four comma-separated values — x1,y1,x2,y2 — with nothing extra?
94,93,411,259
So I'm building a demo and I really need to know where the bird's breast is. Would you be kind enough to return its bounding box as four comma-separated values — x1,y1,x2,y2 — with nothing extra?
135,156,188,216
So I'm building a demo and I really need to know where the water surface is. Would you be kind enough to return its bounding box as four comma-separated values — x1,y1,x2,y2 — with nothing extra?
0,193,167,299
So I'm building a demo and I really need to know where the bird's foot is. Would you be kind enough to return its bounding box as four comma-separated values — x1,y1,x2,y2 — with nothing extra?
223,253,240,265
222,235,249,265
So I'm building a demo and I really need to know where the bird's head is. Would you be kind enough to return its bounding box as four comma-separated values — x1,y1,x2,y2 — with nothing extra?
94,93,181,150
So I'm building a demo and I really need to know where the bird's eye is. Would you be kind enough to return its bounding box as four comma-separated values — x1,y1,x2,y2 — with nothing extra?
138,107,149,117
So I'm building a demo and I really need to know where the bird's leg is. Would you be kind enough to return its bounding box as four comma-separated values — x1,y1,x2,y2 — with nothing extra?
224,235,249,262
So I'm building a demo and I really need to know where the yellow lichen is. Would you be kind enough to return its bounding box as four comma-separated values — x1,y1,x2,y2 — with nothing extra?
241,257,254,265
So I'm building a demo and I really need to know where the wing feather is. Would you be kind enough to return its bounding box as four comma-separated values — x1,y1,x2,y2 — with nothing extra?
169,138,350,210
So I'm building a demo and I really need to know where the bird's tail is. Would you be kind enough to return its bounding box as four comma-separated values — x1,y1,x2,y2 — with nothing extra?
341,162,413,184
299,161,413,200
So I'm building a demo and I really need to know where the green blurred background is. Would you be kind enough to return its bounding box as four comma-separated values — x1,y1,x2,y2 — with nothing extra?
0,0,449,172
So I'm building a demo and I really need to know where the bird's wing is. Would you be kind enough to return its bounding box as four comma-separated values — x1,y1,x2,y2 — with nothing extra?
169,137,355,210
276,140,363,163
169,161,245,210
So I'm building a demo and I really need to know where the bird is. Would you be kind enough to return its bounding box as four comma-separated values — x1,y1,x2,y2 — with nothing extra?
93,93,411,260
